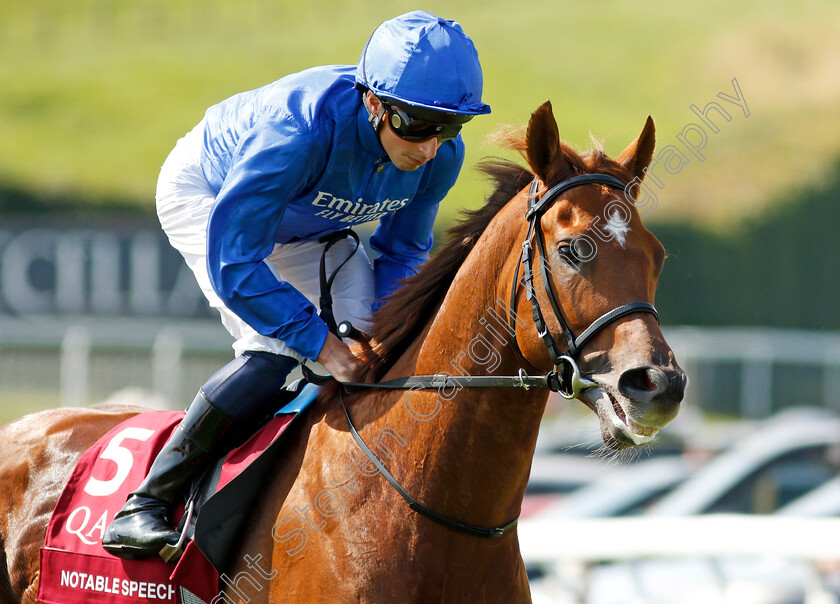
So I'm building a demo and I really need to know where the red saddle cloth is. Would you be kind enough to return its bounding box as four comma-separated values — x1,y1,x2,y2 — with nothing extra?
37,409,297,604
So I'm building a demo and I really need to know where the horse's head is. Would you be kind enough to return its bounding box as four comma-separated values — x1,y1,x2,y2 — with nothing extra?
514,101,686,450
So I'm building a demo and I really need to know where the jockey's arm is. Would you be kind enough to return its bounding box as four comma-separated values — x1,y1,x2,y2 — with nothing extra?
206,121,333,362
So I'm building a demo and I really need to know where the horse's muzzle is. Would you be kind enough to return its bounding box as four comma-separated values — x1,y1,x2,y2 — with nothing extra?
617,365,686,426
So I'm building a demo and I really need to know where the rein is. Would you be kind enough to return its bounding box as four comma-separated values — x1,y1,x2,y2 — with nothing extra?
337,386,518,538
310,173,661,540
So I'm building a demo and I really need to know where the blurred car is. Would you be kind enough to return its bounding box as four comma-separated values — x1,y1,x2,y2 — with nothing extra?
529,455,697,520
526,409,840,604
777,476,840,517
522,454,618,517
646,408,840,516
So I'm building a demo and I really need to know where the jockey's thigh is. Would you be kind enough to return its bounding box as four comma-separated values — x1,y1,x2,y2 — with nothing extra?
156,119,374,361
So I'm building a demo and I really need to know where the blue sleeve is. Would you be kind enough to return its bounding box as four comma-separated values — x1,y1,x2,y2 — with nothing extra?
369,201,439,306
206,114,330,360
369,138,465,308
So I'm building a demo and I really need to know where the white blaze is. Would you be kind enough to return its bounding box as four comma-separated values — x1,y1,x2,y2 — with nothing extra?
604,209,630,247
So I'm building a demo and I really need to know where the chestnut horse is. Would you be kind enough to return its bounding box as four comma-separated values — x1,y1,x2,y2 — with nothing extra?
0,101,685,603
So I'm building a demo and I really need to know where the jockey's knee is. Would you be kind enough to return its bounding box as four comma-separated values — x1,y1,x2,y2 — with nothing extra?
200,351,298,421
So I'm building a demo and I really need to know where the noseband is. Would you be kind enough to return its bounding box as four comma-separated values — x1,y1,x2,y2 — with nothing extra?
509,174,660,399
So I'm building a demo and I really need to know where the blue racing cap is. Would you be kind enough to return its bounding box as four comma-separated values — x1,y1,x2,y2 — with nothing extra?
355,10,491,121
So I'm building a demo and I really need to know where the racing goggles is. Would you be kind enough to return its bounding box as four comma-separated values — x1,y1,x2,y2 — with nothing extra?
382,101,463,143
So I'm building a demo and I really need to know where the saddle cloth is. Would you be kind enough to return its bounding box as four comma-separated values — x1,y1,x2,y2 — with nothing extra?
37,384,320,604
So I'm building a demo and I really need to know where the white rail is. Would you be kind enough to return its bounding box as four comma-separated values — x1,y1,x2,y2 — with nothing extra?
520,516,840,604
519,515,840,562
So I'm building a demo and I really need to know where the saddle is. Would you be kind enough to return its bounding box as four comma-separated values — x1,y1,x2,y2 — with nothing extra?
37,383,320,604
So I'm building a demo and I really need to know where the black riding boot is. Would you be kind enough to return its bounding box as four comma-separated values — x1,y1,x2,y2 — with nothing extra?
101,392,235,559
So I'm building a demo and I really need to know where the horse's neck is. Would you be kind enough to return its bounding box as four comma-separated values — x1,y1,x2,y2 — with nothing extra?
383,205,549,529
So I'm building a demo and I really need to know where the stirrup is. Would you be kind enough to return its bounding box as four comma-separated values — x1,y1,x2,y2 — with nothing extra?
158,499,195,563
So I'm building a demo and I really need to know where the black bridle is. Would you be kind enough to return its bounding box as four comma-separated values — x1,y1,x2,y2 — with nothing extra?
509,174,660,399
308,173,661,539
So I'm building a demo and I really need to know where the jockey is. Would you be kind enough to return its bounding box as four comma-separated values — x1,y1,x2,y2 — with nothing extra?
102,10,490,559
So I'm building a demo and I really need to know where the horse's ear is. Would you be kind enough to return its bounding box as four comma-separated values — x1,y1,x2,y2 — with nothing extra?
526,101,571,183
617,116,656,180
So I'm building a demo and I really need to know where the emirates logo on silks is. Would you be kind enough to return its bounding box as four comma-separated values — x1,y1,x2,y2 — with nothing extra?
310,191,409,224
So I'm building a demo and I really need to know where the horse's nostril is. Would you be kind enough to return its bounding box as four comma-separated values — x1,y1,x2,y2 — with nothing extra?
619,367,662,395
638,372,657,392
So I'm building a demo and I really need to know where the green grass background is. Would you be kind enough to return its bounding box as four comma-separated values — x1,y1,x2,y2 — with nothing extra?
2,0,839,228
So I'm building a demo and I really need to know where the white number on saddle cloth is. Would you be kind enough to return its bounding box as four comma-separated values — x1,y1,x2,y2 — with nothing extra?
83,427,155,497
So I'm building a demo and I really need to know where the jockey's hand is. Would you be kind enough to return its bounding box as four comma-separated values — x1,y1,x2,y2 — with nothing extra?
317,333,365,382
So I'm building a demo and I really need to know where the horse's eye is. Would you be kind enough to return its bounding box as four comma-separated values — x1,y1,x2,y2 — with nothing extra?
557,242,582,265
558,238,596,265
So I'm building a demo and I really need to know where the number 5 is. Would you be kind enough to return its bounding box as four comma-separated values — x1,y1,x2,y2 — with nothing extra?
83,427,155,497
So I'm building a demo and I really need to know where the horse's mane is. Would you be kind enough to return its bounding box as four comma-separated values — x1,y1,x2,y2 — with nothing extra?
360,132,632,382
